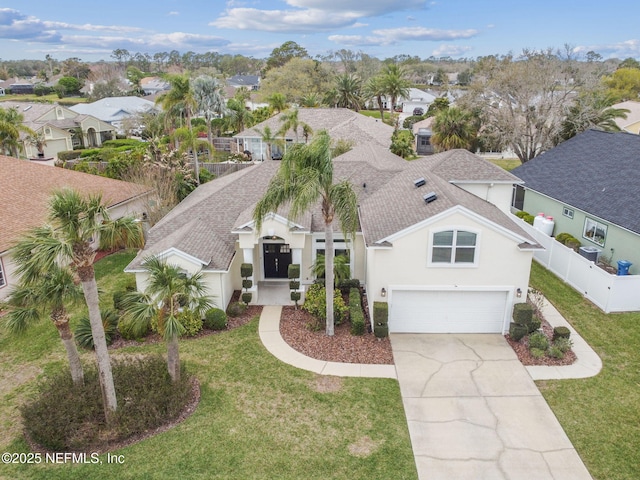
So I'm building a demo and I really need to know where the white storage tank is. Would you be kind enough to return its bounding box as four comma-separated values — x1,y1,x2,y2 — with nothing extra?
539,216,555,236
533,213,546,231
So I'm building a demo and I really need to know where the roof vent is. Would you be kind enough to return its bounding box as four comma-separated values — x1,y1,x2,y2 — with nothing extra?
414,177,426,188
423,192,437,204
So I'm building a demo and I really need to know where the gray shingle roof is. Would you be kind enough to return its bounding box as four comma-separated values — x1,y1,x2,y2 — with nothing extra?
511,129,640,234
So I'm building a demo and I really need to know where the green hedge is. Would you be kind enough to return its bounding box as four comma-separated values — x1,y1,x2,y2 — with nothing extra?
349,288,365,336
513,303,533,325
204,308,227,330
373,301,388,326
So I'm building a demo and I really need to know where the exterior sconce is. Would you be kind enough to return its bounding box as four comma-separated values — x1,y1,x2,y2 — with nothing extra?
516,288,522,298
381,288,386,297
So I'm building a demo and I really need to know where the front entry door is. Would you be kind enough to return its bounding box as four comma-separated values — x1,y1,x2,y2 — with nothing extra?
263,243,292,278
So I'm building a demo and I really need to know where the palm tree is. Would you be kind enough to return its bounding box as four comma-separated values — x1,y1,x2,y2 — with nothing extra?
226,98,254,134
278,107,300,141
5,264,85,385
253,131,358,336
0,106,35,157
363,75,387,120
381,65,411,115
12,189,144,420
431,107,477,152
266,92,288,113
300,92,321,108
192,75,226,160
334,73,363,111
156,74,195,131
558,91,630,142
253,125,282,160
122,256,213,382
310,254,350,286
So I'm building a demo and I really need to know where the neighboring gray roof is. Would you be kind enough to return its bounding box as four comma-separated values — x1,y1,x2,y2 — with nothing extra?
128,145,536,272
511,129,640,235
235,108,394,148
227,75,260,87
69,96,157,123
0,101,56,122
431,149,522,184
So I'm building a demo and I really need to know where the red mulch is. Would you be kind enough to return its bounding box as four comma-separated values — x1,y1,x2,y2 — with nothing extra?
504,317,576,366
279,306,394,364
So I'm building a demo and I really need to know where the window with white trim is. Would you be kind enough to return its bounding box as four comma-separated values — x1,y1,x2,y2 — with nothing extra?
562,207,574,219
0,259,6,288
583,218,607,246
431,230,477,264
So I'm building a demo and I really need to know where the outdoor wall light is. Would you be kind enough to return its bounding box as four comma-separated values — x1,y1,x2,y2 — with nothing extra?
516,288,522,298
381,288,386,297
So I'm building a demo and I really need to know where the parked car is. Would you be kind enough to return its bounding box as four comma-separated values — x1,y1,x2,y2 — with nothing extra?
413,107,425,116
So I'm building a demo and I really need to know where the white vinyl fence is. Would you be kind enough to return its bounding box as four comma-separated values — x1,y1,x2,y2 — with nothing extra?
514,215,640,313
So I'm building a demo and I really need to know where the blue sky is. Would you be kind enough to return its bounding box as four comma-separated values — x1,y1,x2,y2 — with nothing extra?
1,1,639,62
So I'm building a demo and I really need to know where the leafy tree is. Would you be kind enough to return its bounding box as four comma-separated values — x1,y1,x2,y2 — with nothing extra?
431,107,477,151
334,73,363,111
617,58,640,70
61,57,90,79
390,130,415,158
57,76,83,96
426,97,450,117
122,256,213,382
0,106,34,156
253,131,358,335
603,68,640,102
265,40,309,72
5,264,85,385
260,58,333,104
12,189,144,420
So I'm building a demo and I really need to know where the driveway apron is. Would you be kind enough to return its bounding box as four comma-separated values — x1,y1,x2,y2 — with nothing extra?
391,334,592,480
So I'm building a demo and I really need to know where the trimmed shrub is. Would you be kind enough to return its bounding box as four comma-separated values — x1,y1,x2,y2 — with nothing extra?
242,279,253,290
555,232,571,244
177,309,203,337
349,288,365,336
509,322,528,341
530,347,546,359
528,331,549,351
57,150,82,161
290,291,301,303
226,301,247,317
338,278,360,294
288,264,300,279
548,345,565,359
204,308,227,331
302,283,348,324
102,139,143,148
240,263,253,278
374,323,389,338
289,280,300,290
373,301,388,326
527,316,542,334
515,210,530,219
553,337,573,353
553,326,571,341
513,303,533,325
523,214,535,225
21,355,192,451
241,292,252,305
75,309,119,349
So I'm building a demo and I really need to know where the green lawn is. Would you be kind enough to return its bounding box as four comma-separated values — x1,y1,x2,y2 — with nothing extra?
486,157,522,171
0,251,417,480
0,94,88,105
359,110,394,123
530,261,640,480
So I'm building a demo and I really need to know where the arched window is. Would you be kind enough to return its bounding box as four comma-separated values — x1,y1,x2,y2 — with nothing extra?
431,230,477,264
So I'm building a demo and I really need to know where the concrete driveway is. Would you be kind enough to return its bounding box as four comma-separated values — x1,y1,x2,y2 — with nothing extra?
391,334,592,480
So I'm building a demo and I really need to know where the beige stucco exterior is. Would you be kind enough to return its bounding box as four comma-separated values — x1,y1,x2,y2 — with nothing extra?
455,183,515,214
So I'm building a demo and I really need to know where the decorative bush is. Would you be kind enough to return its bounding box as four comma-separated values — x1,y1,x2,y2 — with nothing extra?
75,309,119,349
548,345,565,359
553,326,571,341
302,283,348,324
349,288,365,336
555,232,571,244
527,316,542,334
529,347,546,359
290,291,301,303
240,263,253,278
528,331,550,351
523,214,535,225
513,303,533,325
374,323,389,338
177,309,203,337
553,337,573,353
373,301,388,326
288,264,300,279
241,292,253,305
289,280,300,290
338,278,360,294
21,355,192,452
226,301,247,317
242,279,253,290
117,316,148,341
509,322,528,342
204,308,227,331
57,150,82,162
515,210,530,219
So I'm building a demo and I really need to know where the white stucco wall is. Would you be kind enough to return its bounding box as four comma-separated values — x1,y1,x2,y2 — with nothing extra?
455,183,515,214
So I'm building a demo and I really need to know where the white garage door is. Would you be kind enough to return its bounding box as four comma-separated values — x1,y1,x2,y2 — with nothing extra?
389,290,508,333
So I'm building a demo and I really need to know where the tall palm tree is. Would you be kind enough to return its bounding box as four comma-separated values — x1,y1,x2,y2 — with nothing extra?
12,189,144,420
5,264,85,385
334,73,363,111
363,75,387,120
253,131,358,336
558,91,630,142
278,107,300,141
381,64,411,115
122,256,213,382
192,75,226,160
253,125,282,160
0,106,35,157
266,92,288,113
156,74,195,131
431,107,477,152
226,98,254,134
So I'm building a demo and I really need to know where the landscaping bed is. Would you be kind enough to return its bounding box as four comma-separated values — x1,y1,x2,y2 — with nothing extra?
505,316,576,366
280,306,394,364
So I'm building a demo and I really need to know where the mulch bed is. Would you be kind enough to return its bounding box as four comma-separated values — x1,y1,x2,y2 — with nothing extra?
505,317,576,366
280,306,394,365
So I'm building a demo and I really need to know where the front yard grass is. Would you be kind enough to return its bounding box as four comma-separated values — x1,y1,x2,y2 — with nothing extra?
530,261,640,480
0,251,417,480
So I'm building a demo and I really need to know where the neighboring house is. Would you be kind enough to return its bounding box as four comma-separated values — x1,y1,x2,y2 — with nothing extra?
612,101,640,134
412,116,435,156
227,75,260,91
234,108,394,160
380,88,436,113
0,155,152,301
69,96,158,134
1,101,116,161
140,77,170,96
511,129,640,274
127,111,539,334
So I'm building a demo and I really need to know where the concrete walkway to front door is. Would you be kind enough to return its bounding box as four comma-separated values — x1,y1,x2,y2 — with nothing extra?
391,334,592,480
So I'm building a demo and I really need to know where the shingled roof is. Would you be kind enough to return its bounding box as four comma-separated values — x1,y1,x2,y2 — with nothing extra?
0,156,151,253
511,129,640,235
128,145,536,272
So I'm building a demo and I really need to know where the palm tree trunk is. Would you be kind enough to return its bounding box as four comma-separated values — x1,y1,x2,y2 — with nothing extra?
377,95,385,120
79,273,118,419
55,316,84,386
325,223,335,336
206,116,213,161
167,334,180,382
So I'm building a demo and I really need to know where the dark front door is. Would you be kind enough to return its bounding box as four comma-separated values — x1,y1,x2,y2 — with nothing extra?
263,243,292,278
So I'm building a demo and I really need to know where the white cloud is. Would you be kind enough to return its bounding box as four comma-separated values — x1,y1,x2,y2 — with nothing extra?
211,7,358,32
167,11,179,16
574,39,640,59
431,44,473,57
329,27,478,47
286,0,426,17
327,35,383,47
